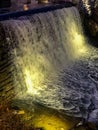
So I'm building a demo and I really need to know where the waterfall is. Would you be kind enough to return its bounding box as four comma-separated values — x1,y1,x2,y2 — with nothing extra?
0,6,95,118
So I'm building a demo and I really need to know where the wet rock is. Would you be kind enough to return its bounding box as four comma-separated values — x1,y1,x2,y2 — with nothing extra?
77,0,98,40
84,6,98,39
92,7,98,23
87,19,98,36
88,7,98,36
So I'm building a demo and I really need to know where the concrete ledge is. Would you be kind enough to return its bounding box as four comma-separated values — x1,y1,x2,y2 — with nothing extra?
0,3,75,21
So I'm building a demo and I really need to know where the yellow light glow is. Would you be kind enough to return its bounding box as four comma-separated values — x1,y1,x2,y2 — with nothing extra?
23,4,29,11
72,31,88,57
74,33,83,46
24,69,39,95
38,0,49,4
67,21,89,58
33,110,78,130
34,115,67,130
69,24,87,58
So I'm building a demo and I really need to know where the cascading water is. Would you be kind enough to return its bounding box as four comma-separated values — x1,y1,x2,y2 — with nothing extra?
0,6,98,126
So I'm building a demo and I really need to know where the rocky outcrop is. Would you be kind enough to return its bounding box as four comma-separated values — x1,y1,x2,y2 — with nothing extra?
77,0,98,39
87,6,98,36
92,6,98,23
83,5,98,40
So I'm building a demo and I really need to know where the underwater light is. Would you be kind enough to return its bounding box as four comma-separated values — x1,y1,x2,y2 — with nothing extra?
33,113,69,130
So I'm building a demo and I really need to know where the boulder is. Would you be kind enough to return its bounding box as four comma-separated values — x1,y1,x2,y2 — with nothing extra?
83,6,98,40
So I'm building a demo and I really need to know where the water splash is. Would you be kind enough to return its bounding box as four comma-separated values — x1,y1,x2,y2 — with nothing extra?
0,7,88,102
1,6,98,126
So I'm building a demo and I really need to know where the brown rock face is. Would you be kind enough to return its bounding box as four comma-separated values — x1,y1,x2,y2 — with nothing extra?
92,7,98,24
85,6,98,38
87,19,98,37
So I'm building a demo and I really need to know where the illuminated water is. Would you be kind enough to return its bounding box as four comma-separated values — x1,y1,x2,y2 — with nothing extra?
0,7,98,127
